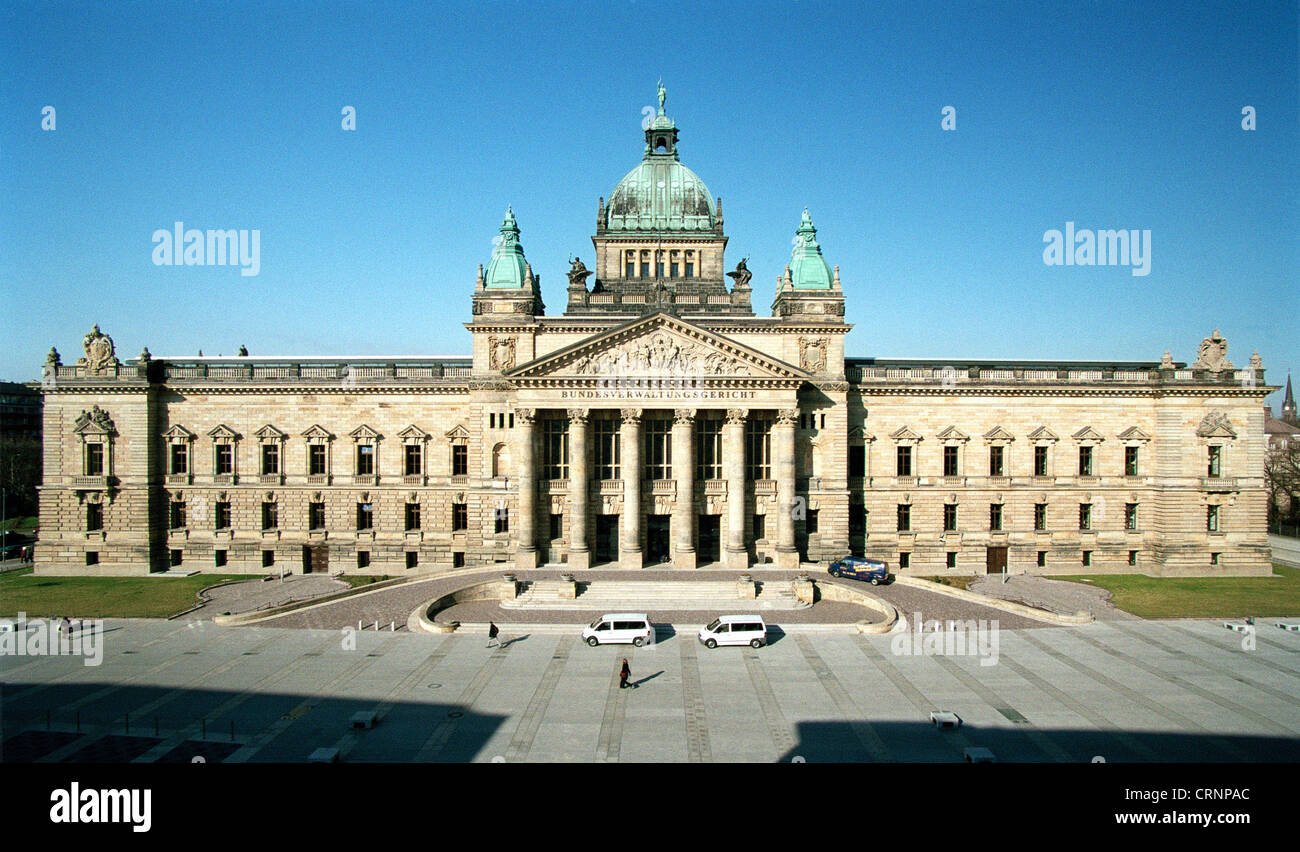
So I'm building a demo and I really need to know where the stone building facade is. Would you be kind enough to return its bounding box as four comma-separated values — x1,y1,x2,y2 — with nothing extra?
35,91,1278,577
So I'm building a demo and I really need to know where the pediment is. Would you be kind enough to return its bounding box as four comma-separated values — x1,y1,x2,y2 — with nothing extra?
301,424,334,441
398,424,429,441
1028,426,1059,442
163,424,195,441
890,426,923,442
848,426,875,442
1072,426,1105,442
505,313,809,382
936,426,969,442
349,424,382,441
1117,426,1152,442
254,424,286,441
983,426,1015,442
445,424,470,441
207,424,240,441
1197,411,1237,438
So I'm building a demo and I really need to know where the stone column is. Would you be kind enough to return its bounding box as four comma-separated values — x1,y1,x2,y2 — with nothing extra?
672,408,696,569
775,408,799,570
566,408,590,571
724,408,749,570
514,408,538,571
619,409,643,569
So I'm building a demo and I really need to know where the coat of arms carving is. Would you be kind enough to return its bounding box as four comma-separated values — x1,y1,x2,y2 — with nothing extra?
1192,329,1233,373
79,325,118,373
489,336,516,371
799,337,827,373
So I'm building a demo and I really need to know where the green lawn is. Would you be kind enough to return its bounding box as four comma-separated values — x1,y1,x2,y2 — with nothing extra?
0,569,256,618
1054,564,1300,619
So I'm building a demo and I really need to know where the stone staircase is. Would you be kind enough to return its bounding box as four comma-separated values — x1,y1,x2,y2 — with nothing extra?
500,580,810,611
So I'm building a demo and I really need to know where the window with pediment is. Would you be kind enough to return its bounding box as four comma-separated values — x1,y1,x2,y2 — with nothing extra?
208,425,240,482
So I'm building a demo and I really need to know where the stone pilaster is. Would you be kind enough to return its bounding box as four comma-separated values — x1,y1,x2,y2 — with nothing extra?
514,408,538,571
724,408,749,570
620,409,643,569
672,408,696,569
567,408,590,570
775,408,799,569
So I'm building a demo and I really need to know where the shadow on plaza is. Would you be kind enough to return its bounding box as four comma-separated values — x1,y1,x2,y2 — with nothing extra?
777,719,1300,763
0,681,507,764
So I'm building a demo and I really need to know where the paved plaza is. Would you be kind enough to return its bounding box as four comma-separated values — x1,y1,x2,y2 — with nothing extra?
3,616,1298,762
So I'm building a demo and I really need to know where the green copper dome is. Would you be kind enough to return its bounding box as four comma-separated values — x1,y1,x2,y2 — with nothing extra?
484,206,528,289
604,85,716,233
789,208,833,290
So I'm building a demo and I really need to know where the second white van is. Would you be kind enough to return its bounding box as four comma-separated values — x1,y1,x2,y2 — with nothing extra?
582,613,654,647
698,615,768,649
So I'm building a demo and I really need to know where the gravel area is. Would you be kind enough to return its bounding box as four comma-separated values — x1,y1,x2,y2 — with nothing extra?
967,574,1140,621
184,574,348,620
241,567,1054,631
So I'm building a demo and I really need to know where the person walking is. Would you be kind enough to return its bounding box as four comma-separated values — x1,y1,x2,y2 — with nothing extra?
619,658,631,690
487,620,501,649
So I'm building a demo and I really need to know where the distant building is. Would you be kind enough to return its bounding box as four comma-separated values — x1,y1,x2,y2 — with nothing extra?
34,88,1280,577
0,381,42,441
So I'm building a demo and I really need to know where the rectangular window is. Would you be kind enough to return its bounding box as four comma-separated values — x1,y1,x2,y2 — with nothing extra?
989,503,1003,532
1034,503,1047,531
489,413,495,429
262,501,278,530
696,418,722,480
1079,446,1093,476
898,552,910,569
1125,445,1139,476
806,509,819,534
1037,550,1047,567
1207,445,1221,477
170,444,188,475
85,443,104,476
550,513,562,541
625,251,635,278
989,445,1005,477
670,262,679,278
261,443,279,475
943,504,958,532
1210,552,1220,565
86,551,99,566
684,252,694,278
215,549,227,568
495,508,509,535
1079,503,1092,530
356,444,374,475
744,419,771,480
848,445,865,478
87,503,104,532
406,551,420,569
752,514,766,541
357,551,370,569
656,260,665,277
215,444,233,475
1034,445,1048,477
405,444,422,476
309,502,325,530
356,503,374,531
453,502,468,532
897,504,911,532
1128,550,1138,566
595,419,620,480
1082,550,1092,567
542,420,569,479
943,446,958,476
215,501,231,530
309,444,327,475
640,261,651,277
405,502,421,531
1207,505,1220,532
170,549,183,567
452,551,464,568
1125,503,1138,531
946,551,957,569
646,419,672,480
451,443,469,477
170,501,186,529
262,550,275,568
896,445,913,477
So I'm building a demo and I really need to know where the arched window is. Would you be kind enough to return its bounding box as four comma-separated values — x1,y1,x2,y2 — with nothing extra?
492,442,511,478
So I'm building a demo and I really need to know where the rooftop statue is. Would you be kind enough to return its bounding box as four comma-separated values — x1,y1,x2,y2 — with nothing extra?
567,256,593,288
727,257,753,289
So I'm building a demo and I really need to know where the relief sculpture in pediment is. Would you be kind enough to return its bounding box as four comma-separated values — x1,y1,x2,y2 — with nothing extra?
570,332,750,377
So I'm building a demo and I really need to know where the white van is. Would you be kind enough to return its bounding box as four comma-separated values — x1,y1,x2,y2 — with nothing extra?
698,615,768,649
582,613,654,647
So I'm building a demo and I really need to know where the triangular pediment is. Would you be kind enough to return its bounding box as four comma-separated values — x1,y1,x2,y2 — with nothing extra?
163,424,195,441
1197,411,1237,438
301,424,334,441
890,426,923,441
1117,426,1152,442
936,425,969,442
505,313,810,382
398,424,429,441
848,426,875,442
255,424,286,441
349,424,382,441
983,426,1015,442
207,424,240,441
1072,426,1105,442
1028,426,1059,442
445,424,470,441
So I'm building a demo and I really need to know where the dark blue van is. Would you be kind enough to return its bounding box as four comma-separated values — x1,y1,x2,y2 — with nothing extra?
827,556,889,584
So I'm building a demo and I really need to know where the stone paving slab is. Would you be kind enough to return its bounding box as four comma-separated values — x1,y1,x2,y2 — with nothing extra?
4,618,1297,763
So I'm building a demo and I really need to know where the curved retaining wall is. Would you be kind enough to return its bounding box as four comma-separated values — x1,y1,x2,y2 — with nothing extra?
893,576,1093,625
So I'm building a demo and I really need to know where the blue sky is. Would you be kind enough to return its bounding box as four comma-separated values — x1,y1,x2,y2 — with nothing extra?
2,0,1296,408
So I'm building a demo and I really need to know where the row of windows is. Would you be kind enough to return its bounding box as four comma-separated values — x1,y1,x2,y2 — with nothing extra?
167,442,468,478
861,503,1224,533
876,445,1227,478
624,249,696,279
163,501,508,534
156,549,439,570
542,418,775,480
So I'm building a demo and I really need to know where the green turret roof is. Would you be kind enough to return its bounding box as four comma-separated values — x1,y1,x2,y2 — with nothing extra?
484,206,528,289
789,208,833,290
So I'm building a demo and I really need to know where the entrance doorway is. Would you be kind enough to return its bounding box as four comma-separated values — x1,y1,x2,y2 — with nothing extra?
647,515,671,565
595,515,619,564
986,546,1007,574
303,545,328,574
698,514,720,564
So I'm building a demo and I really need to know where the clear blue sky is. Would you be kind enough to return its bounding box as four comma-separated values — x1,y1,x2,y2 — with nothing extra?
2,0,1296,408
